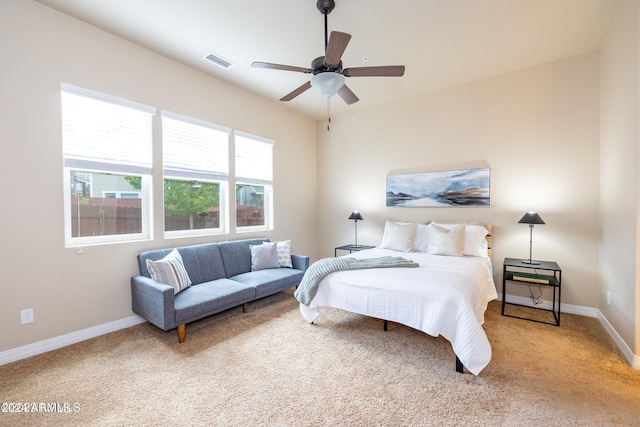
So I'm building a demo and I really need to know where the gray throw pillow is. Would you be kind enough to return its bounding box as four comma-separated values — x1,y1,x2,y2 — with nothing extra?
250,242,280,271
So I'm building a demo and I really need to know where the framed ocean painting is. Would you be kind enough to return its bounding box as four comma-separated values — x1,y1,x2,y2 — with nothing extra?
386,167,490,207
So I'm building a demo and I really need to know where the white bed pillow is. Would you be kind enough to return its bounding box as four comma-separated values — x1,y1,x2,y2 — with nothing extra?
431,222,489,258
250,242,280,271
427,223,465,257
463,224,489,258
379,220,416,252
413,223,431,252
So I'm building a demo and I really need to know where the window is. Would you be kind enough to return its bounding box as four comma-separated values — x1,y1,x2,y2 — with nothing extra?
234,131,273,231
61,84,154,246
162,111,230,236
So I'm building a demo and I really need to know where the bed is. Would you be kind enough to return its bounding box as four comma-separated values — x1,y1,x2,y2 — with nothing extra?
294,221,498,375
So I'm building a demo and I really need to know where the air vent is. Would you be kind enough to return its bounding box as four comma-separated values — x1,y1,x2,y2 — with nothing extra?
203,52,235,70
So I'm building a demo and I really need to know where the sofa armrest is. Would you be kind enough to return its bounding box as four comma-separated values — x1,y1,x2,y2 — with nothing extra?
131,275,176,331
291,254,309,272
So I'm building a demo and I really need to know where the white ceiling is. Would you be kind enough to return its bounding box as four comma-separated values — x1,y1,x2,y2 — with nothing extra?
36,0,624,120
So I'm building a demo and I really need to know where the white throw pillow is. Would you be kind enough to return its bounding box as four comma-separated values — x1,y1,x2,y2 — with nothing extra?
146,249,192,295
250,242,280,271
276,240,293,268
379,220,416,252
427,223,465,257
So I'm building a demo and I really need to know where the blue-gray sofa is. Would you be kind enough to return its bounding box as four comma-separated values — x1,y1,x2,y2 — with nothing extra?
131,238,309,342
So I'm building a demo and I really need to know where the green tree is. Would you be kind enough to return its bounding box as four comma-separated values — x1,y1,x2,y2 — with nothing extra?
124,176,141,189
164,179,219,229
125,176,219,229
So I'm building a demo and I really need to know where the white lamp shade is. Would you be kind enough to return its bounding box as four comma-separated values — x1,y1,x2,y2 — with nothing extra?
310,72,345,97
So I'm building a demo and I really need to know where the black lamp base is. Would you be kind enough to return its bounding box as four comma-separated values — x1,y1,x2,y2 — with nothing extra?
521,259,540,265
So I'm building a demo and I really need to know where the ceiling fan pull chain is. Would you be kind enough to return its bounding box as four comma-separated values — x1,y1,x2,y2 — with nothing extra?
327,97,331,131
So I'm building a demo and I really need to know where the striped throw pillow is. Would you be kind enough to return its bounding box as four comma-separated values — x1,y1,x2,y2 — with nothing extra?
146,249,192,294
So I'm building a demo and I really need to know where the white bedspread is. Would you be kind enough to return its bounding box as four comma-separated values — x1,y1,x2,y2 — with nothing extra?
299,248,498,375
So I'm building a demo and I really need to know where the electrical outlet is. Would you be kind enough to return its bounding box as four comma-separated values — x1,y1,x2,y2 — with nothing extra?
20,308,34,324
607,291,611,305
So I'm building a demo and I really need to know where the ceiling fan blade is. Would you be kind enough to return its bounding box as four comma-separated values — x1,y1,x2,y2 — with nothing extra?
280,81,312,102
343,65,406,77
337,84,359,105
252,61,311,73
324,31,351,66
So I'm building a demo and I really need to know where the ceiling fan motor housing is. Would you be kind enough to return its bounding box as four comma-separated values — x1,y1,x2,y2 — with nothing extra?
312,56,342,74
317,0,335,15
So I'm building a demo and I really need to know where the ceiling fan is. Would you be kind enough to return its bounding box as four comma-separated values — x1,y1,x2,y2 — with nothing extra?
251,0,405,128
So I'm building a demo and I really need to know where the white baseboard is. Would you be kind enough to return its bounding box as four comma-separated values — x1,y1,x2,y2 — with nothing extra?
3,300,639,371
499,293,599,318
498,293,639,370
0,315,146,366
597,312,640,369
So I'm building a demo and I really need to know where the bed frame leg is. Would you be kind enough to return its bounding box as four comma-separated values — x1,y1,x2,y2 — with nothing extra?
455,356,464,373
383,320,388,331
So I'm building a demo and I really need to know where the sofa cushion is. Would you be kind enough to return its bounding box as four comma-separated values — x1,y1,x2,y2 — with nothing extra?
145,249,192,295
231,268,305,299
174,279,255,325
219,238,269,277
138,243,226,285
177,243,227,284
250,242,280,271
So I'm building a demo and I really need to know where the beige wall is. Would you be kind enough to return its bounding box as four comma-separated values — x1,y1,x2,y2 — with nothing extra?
600,0,640,354
317,52,601,309
0,0,317,352
3,0,639,365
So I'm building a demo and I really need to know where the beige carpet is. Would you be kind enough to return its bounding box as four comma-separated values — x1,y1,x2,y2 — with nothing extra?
2,289,640,426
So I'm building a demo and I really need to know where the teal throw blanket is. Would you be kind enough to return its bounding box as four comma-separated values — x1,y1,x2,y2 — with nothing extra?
294,256,419,306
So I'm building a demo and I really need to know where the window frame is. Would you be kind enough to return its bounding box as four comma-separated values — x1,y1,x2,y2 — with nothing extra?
60,84,154,247
161,110,231,238
234,131,274,232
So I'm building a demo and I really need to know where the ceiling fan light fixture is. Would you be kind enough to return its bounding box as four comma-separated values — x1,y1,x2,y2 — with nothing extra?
310,72,345,97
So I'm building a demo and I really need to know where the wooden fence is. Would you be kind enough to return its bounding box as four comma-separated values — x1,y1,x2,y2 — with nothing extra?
71,196,263,237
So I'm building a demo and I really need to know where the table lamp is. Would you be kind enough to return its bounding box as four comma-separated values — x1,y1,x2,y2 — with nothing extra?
348,210,364,247
518,211,545,264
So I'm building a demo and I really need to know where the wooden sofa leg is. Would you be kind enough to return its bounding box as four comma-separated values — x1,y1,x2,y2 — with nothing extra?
243,302,248,313
177,324,186,343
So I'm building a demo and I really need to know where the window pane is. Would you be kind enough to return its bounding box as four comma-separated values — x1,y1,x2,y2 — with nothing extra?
235,136,272,182
164,179,220,231
69,170,142,238
162,111,229,180
236,184,265,227
234,132,273,230
61,86,153,173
